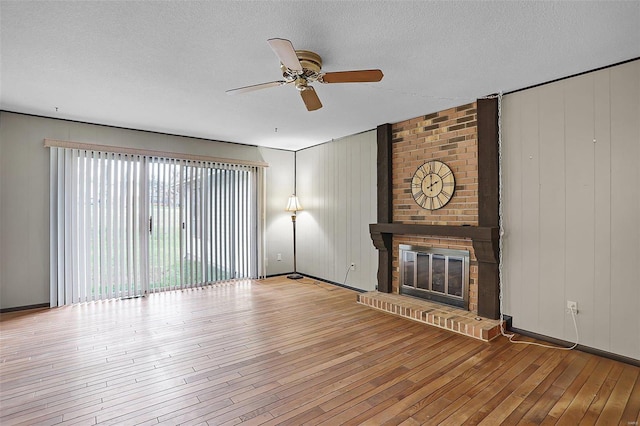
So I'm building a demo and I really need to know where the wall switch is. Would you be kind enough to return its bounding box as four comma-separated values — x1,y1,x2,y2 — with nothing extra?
566,300,578,314
350,262,356,271
277,253,282,261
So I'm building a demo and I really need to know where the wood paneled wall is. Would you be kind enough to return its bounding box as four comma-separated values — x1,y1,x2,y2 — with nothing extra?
295,131,378,291
503,60,640,360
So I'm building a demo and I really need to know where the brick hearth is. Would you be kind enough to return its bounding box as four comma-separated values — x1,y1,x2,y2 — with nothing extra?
357,291,503,342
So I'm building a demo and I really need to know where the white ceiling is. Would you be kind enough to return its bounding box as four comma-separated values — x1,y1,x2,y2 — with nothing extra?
1,1,638,151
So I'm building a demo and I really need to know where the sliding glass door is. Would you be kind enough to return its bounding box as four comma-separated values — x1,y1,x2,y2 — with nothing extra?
148,159,257,292
50,148,261,306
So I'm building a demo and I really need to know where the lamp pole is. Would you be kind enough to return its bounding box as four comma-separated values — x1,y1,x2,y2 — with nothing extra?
286,194,303,280
286,152,303,280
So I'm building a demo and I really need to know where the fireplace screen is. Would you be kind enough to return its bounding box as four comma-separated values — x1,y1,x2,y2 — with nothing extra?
399,244,469,309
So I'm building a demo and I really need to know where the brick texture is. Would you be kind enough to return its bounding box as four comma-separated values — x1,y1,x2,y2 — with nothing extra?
356,292,501,342
392,102,478,226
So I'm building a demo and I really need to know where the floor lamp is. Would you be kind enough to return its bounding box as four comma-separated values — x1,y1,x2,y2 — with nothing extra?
285,194,303,280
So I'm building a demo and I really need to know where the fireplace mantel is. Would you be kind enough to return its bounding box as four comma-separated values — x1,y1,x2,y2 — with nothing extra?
369,223,500,319
369,223,499,264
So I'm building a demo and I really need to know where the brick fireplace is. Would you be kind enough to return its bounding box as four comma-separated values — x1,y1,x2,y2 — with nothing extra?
367,98,500,321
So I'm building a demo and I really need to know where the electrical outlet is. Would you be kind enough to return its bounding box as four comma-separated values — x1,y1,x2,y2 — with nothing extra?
566,300,578,314
350,262,356,271
277,253,282,261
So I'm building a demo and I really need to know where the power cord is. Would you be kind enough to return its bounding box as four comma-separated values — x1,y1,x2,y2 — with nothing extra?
343,264,351,286
502,306,579,351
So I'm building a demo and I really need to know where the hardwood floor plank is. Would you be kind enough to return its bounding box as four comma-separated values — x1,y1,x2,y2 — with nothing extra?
258,328,455,420
473,347,568,425
261,340,443,423
537,352,589,412
514,350,592,425
336,341,489,424
309,339,471,421
410,340,516,420
416,340,546,424
1,277,638,425
155,398,236,424
595,364,640,425
576,362,625,425
397,417,422,426
267,329,422,400
509,352,599,424
619,371,640,424
455,341,550,424
551,357,616,424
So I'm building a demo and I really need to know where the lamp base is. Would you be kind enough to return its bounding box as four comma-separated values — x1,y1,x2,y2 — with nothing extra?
287,273,304,280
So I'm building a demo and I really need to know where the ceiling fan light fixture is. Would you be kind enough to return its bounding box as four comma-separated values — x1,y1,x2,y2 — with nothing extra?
226,38,384,111
294,77,309,91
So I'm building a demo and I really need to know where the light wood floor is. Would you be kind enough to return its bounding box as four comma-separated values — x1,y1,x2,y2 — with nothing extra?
1,277,639,425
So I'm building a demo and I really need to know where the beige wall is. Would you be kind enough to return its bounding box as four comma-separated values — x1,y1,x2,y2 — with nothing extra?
0,112,292,309
259,147,295,276
296,131,378,291
502,60,640,360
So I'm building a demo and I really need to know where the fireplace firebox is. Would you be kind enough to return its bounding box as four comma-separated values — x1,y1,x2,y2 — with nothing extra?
399,244,470,310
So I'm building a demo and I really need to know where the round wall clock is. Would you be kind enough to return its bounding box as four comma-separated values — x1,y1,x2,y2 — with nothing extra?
411,160,455,210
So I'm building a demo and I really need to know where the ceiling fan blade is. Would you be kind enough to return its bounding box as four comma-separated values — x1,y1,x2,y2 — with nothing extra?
267,38,302,72
300,87,322,111
226,80,288,95
321,69,384,83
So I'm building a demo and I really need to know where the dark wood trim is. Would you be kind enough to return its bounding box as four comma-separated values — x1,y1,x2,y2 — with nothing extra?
375,232,393,293
370,224,497,247
375,124,394,294
297,273,367,293
476,97,500,319
509,326,640,367
504,56,639,95
370,223,499,265
477,98,499,228
477,262,500,319
376,124,393,224
0,302,49,313
370,227,393,293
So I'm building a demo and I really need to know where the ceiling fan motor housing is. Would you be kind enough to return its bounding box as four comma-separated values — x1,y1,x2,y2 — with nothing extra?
281,50,323,80
296,50,322,72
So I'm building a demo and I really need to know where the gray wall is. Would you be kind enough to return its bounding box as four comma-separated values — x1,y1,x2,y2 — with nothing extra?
296,131,378,291
502,60,640,360
0,112,292,309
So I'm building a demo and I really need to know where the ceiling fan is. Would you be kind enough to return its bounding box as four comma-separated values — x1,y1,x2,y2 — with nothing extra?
226,38,384,111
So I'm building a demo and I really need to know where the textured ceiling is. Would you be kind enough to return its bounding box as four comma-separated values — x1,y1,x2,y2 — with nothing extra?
1,1,639,150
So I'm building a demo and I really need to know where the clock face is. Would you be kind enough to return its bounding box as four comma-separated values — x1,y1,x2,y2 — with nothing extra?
411,160,455,210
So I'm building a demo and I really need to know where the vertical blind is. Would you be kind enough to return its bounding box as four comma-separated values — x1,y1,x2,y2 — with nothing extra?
50,146,265,307
147,158,260,292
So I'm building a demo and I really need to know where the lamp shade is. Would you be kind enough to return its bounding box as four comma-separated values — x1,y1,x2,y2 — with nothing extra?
285,195,302,212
